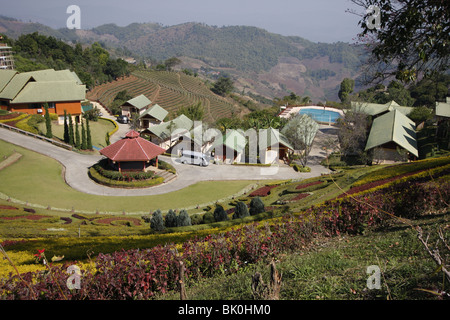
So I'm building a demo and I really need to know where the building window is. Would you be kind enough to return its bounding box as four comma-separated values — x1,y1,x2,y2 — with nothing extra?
31,103,41,109
47,102,56,109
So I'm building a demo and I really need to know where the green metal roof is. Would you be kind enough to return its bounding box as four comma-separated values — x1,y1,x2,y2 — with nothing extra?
259,127,294,150
436,98,450,118
211,129,247,152
11,81,86,103
0,69,86,103
0,70,17,93
124,94,151,110
365,109,418,157
351,100,413,117
139,103,168,122
148,114,193,140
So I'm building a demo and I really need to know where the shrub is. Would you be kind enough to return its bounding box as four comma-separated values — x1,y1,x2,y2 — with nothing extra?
165,209,177,228
150,210,165,231
233,201,249,219
213,204,229,222
249,197,265,216
202,211,215,224
176,210,191,227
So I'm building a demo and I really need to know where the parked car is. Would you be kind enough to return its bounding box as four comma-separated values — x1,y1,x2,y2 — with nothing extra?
117,115,129,124
179,150,209,166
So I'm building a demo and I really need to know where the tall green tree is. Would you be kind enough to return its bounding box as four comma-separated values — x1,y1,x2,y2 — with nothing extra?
176,210,192,227
211,77,234,96
338,78,355,103
177,102,204,121
63,110,69,143
81,120,87,150
43,103,52,138
86,118,92,150
68,114,74,146
75,120,81,149
165,209,177,228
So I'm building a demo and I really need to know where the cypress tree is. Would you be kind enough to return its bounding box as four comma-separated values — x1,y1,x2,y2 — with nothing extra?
81,120,87,150
44,103,52,138
75,120,80,149
86,118,92,150
68,114,74,146
63,110,69,143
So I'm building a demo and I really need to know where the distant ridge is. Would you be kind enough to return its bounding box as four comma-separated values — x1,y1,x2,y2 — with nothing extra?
0,16,366,102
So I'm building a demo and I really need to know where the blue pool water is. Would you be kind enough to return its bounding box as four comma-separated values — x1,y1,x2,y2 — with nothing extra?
299,108,341,123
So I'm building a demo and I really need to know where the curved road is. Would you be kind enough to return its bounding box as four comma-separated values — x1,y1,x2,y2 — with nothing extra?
0,123,333,197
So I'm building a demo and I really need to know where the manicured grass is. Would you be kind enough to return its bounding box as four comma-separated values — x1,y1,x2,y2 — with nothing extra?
38,118,116,149
0,140,254,214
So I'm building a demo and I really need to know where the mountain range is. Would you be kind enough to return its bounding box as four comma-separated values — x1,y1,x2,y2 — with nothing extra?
0,16,367,102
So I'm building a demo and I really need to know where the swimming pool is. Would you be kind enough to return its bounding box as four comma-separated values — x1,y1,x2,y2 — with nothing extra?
299,108,342,123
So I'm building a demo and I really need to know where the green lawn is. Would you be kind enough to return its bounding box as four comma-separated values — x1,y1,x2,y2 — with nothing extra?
38,118,116,149
0,140,254,214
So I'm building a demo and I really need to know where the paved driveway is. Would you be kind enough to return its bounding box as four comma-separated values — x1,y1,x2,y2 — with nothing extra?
0,122,335,196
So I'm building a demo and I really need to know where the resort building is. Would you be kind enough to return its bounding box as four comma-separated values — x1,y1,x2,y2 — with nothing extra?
365,109,418,162
259,127,294,164
0,69,86,124
143,114,193,151
351,100,413,118
120,94,168,128
209,129,247,164
99,130,166,172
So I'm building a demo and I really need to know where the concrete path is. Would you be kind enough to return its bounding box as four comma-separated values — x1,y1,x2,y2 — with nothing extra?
0,122,336,197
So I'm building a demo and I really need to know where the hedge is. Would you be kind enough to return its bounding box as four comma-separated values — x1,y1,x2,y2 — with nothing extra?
88,167,164,188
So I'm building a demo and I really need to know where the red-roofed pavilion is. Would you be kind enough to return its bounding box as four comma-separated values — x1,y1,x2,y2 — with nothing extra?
99,130,165,172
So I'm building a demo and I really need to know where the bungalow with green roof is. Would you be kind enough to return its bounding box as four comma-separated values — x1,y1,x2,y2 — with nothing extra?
209,129,247,164
143,114,193,150
259,127,294,164
0,69,86,124
351,100,413,118
120,94,152,117
121,94,168,128
365,109,418,162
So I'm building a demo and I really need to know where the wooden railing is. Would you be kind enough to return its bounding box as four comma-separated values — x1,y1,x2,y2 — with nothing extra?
0,122,73,151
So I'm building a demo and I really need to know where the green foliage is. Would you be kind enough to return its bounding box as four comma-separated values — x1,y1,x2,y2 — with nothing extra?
63,110,69,144
211,77,234,96
6,32,130,88
408,106,434,124
81,120,87,150
233,201,249,219
249,197,265,216
213,204,229,222
202,211,215,224
86,118,92,150
338,78,354,103
150,209,165,231
176,102,204,121
176,209,192,227
43,103,52,138
165,209,177,228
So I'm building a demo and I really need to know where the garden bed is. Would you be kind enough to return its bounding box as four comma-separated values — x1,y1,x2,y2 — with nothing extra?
249,185,279,197
94,217,142,226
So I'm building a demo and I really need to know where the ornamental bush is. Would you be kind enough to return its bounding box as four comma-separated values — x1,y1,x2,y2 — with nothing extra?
176,210,192,227
213,204,228,222
165,209,177,228
249,196,265,216
233,201,249,219
150,210,165,231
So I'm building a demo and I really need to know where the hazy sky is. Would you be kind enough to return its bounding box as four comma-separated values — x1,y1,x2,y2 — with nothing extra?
2,0,364,43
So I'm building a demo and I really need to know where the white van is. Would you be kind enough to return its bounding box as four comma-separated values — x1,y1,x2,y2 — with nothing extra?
180,150,209,166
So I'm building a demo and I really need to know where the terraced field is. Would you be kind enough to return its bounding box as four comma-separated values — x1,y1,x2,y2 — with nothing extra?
86,70,237,122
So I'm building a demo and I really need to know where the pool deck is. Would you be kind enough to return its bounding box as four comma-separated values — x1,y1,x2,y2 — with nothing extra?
278,105,345,120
